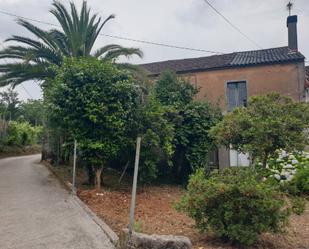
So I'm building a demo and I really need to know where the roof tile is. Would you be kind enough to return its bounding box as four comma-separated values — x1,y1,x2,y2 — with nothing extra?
141,47,305,75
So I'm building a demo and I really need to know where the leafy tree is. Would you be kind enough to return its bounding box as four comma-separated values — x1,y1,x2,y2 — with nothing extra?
137,95,175,182
173,101,222,181
154,71,221,181
210,93,309,168
47,58,138,190
0,1,143,87
155,71,198,107
19,99,44,126
0,88,21,120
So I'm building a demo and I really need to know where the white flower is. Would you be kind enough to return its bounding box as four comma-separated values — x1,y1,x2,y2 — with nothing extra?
286,175,293,181
284,164,294,169
274,174,281,180
281,150,287,158
291,169,296,175
291,159,298,165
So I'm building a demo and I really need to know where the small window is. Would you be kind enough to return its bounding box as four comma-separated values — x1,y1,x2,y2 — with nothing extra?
226,81,247,111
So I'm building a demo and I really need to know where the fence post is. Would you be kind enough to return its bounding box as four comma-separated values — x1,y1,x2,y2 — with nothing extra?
128,136,142,234
72,139,77,194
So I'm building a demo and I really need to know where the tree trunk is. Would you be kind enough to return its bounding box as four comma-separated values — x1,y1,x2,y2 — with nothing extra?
86,164,95,186
262,153,269,168
95,167,103,191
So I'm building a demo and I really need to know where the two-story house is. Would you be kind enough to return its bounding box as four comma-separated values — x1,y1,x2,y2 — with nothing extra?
141,15,307,169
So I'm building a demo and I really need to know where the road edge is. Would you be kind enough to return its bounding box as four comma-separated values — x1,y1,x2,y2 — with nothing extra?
72,194,119,246
42,160,120,246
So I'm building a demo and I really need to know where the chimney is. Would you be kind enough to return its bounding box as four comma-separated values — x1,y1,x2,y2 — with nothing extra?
287,15,298,51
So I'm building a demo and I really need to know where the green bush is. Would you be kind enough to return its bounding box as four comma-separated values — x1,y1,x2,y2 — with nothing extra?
3,121,42,147
293,166,309,195
177,168,289,246
290,196,306,215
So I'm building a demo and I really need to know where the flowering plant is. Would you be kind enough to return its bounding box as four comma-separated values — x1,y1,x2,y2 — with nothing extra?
257,150,309,184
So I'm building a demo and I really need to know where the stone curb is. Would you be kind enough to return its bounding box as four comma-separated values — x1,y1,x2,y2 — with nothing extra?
42,160,119,246
72,194,119,246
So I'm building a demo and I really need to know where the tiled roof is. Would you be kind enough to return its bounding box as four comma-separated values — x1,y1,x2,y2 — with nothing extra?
141,47,305,75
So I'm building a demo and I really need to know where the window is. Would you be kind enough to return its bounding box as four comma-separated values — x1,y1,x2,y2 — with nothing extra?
226,81,247,111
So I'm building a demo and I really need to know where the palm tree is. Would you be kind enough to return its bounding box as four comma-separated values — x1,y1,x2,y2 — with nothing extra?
0,1,143,87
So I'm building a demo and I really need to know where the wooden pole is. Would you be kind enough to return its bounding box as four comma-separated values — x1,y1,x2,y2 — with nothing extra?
128,136,141,234
72,139,77,194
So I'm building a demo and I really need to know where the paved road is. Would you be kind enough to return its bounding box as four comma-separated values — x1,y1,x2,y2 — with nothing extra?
0,154,115,249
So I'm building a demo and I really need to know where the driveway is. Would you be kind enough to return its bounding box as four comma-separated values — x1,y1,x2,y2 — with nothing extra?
0,154,115,249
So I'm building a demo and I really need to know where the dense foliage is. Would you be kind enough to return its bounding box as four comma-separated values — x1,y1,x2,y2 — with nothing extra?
210,93,309,167
173,101,222,180
0,88,21,120
154,71,198,107
19,100,45,126
47,58,139,189
3,121,42,147
154,71,222,182
178,168,289,246
136,96,175,182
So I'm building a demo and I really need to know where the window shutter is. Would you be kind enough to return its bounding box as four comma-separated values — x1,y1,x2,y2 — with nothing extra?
227,83,237,111
238,82,247,107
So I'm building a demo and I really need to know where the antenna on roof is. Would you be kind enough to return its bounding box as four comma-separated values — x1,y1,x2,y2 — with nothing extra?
286,1,293,16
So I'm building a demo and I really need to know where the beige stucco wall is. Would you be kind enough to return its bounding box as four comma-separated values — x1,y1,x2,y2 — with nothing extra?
181,62,305,111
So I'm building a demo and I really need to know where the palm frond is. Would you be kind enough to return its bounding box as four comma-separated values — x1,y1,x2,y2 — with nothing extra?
102,47,144,61
0,62,55,87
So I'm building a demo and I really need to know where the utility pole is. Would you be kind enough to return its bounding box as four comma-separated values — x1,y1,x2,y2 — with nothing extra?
128,136,142,234
72,139,77,194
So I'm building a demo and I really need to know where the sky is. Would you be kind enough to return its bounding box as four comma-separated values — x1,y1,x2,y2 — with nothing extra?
0,0,308,101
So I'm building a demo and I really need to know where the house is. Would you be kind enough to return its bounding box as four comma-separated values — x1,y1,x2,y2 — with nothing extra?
141,15,307,169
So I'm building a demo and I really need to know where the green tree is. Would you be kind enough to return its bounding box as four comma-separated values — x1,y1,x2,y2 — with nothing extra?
0,1,143,87
210,93,309,168
137,95,175,182
155,71,198,107
173,101,222,181
19,99,44,126
154,71,221,181
0,88,21,121
47,58,138,190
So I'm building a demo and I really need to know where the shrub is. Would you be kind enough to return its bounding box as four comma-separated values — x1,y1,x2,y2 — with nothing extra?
293,166,309,195
3,121,42,147
210,93,309,168
259,150,309,196
290,196,306,215
178,168,289,246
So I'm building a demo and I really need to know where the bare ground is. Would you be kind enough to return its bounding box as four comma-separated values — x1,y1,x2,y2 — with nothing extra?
47,164,309,249
78,186,309,249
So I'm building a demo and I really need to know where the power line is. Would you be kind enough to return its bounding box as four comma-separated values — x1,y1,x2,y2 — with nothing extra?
20,84,34,99
202,0,263,49
0,9,223,55
100,33,223,54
